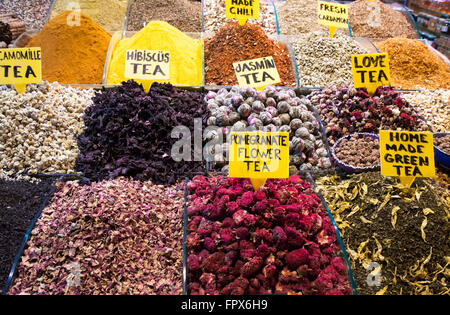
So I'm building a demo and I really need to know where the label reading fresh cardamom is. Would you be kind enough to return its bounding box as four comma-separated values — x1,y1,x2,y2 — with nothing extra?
125,50,170,80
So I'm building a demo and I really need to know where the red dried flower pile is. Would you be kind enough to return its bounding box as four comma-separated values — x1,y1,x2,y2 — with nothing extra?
186,175,352,295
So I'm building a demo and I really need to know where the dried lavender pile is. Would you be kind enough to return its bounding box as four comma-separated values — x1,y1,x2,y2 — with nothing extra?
317,173,450,295
0,0,52,29
290,32,369,87
186,175,352,295
0,83,94,176
205,86,331,174
76,81,207,185
9,178,184,295
309,86,430,146
0,177,55,294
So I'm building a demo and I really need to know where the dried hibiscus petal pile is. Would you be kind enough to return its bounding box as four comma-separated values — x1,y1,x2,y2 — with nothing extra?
316,173,450,295
76,81,207,185
9,178,184,295
186,175,352,295
309,86,430,145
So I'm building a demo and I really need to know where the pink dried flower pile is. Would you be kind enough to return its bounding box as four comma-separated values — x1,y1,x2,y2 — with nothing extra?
9,178,184,295
186,175,352,295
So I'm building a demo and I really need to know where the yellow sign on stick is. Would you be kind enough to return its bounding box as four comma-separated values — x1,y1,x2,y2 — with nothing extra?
352,53,390,96
125,50,170,81
226,0,260,26
0,47,42,93
317,1,349,38
233,56,281,91
229,131,289,190
379,130,435,188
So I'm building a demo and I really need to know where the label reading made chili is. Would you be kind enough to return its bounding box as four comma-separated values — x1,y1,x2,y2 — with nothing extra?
125,50,170,80
233,56,281,90
352,53,390,95
226,0,260,25
229,132,289,179
380,130,435,179
0,47,42,93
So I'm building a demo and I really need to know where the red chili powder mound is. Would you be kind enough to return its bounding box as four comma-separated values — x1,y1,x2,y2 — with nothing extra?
205,22,297,86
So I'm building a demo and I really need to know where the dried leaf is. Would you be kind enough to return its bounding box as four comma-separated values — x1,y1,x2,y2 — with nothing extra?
391,206,400,229
377,193,391,212
360,216,373,224
421,217,428,242
376,286,388,295
423,208,434,216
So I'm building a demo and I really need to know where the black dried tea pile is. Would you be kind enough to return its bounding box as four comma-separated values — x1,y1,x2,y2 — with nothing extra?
317,173,450,295
76,81,207,185
0,177,55,294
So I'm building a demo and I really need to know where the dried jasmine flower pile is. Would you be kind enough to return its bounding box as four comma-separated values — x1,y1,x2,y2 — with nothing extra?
376,38,450,90
309,86,430,146
0,83,94,175
348,0,417,39
316,173,450,295
76,81,207,185
290,32,369,87
204,0,276,35
186,175,352,295
0,177,55,294
205,22,296,87
403,89,450,133
435,135,450,155
334,134,380,169
10,178,184,295
205,86,331,173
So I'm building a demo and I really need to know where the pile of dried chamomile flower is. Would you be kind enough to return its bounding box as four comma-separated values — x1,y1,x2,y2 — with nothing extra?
316,173,450,295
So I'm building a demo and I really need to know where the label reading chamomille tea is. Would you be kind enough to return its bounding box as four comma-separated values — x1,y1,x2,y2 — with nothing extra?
226,0,260,25
125,50,170,80
0,47,42,93
352,53,390,96
233,56,281,90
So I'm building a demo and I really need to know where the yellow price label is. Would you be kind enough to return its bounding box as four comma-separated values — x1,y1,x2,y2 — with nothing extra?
125,50,170,81
317,1,349,38
379,130,435,187
233,56,281,91
229,132,289,189
0,47,42,93
352,53,390,96
226,0,260,26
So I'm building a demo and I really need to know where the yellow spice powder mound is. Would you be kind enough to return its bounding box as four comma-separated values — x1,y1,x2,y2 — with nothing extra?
376,38,450,90
106,21,202,90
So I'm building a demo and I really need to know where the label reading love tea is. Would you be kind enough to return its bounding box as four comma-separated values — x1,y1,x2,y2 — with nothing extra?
317,1,349,37
0,47,42,93
380,130,435,186
233,56,281,90
125,50,170,80
352,53,390,95
226,0,260,25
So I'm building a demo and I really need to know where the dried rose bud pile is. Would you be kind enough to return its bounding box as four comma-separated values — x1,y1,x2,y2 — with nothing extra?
9,178,184,295
334,134,380,168
434,135,450,155
309,86,430,146
186,175,352,295
317,173,450,295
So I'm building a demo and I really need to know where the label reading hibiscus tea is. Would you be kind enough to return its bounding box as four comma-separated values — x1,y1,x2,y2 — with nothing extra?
125,50,170,80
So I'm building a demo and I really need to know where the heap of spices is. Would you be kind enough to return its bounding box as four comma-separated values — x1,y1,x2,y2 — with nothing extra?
435,170,450,192
349,0,417,39
316,173,450,295
205,86,331,173
51,0,128,32
205,22,296,87
76,81,207,185
107,21,202,89
334,134,380,168
0,177,55,294
309,86,430,145
127,0,201,32
0,13,26,40
376,38,450,90
435,135,450,155
9,178,184,295
204,0,276,35
0,21,12,47
186,175,352,295
403,89,450,133
0,82,94,175
0,0,52,29
26,12,111,84
291,32,369,87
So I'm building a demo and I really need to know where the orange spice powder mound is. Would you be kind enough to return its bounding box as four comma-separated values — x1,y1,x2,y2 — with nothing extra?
376,38,450,90
27,11,111,84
